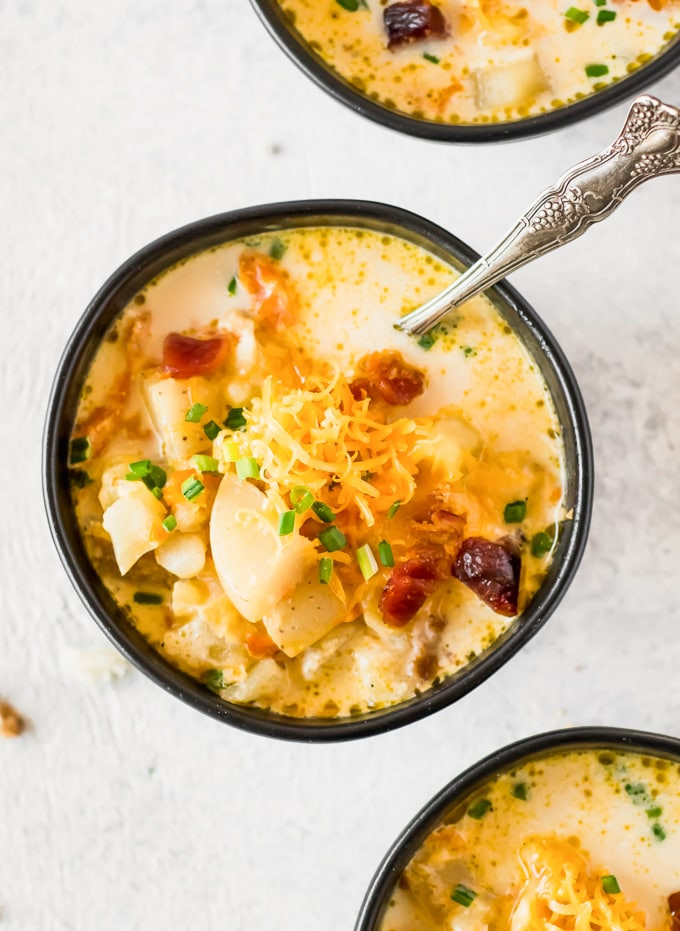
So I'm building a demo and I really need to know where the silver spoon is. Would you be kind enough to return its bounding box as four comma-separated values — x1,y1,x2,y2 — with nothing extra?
398,94,680,337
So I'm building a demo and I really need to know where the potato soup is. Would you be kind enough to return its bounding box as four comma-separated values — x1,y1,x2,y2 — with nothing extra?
277,0,680,124
380,748,680,930
68,225,564,718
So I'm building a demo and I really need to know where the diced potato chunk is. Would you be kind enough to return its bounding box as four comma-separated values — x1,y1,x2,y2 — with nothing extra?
223,658,287,703
416,415,480,480
143,375,218,463
155,532,206,578
210,474,316,623
101,485,166,574
263,569,345,658
473,55,548,110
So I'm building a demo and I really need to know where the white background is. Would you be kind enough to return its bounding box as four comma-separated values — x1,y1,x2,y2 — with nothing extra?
3,2,680,928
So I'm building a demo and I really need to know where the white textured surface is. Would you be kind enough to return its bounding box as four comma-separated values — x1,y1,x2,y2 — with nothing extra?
2,3,680,928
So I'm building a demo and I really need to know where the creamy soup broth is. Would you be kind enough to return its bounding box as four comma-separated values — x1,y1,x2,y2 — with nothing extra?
70,226,564,717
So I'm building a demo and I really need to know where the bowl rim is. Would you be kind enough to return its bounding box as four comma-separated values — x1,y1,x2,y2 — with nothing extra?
354,725,680,929
249,0,680,142
43,198,593,742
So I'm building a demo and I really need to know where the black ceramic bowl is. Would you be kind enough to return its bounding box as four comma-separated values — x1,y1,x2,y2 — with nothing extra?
250,0,680,142
43,199,593,741
355,726,680,929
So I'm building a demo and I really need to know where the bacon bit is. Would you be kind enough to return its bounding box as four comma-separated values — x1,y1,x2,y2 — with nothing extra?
239,250,298,330
452,536,520,616
380,545,449,627
162,332,229,379
350,351,425,406
245,629,279,659
412,508,466,557
383,1,448,50
0,700,25,738
668,892,680,930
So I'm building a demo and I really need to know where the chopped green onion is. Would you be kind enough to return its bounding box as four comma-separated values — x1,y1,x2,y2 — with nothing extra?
335,0,360,10
162,514,177,532
504,499,527,523
319,526,347,552
601,875,621,895
145,465,167,489
531,531,553,557
228,276,237,295
224,407,247,431
647,806,663,819
594,0,606,6
378,540,394,568
565,6,589,23
149,485,163,500
625,782,645,799
423,52,440,64
236,457,260,481
181,476,205,501
69,436,91,465
357,543,379,581
451,884,477,907
585,62,609,77
269,238,287,260
133,592,163,605
278,510,296,536
417,330,437,350
204,669,226,692
512,782,528,800
185,402,208,423
387,500,401,519
193,454,219,472
319,557,333,584
128,459,151,476
467,797,492,819
312,501,335,523
597,8,616,23
70,469,93,489
653,822,667,841
203,419,221,441
290,486,313,513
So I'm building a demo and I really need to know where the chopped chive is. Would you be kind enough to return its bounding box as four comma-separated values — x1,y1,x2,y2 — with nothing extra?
335,0,360,10
228,276,237,295
235,457,259,481
185,402,208,423
462,345,476,357
594,0,606,5
531,531,553,557
597,8,616,23
203,419,221,441
149,485,163,500
319,526,347,552
585,62,609,77
290,486,314,513
69,436,91,465
647,806,663,818
312,501,335,523
145,465,167,489
387,500,401,519
653,822,667,841
278,509,296,536
565,6,589,23
504,499,527,523
511,782,528,800
128,459,151,476
467,797,492,819
417,330,437,350
224,407,247,431
162,514,177,532
133,591,163,605
357,543,379,581
601,875,621,895
625,782,646,799
181,476,205,501
269,238,287,260
319,557,333,584
70,469,93,489
423,52,440,64
193,454,219,472
378,540,394,568
203,669,225,692
451,883,477,907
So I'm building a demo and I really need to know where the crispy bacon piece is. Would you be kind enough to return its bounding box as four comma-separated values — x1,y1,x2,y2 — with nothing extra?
162,332,229,379
413,508,466,558
239,250,297,330
668,892,680,930
350,351,425,406
380,545,449,627
245,629,279,659
452,537,520,617
383,1,448,50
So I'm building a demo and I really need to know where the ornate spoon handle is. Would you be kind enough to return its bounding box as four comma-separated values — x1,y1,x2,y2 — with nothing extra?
399,94,680,336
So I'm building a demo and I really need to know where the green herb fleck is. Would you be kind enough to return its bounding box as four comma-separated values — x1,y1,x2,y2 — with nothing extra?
417,330,437,351
69,436,91,465
585,63,609,77
235,457,260,481
423,52,440,64
203,419,221,441
181,476,205,501
378,540,394,568
312,501,335,523
193,454,219,472
185,402,208,423
133,592,163,605
70,469,93,489
356,543,379,581
653,822,667,841
531,531,553,556
451,884,477,907
269,238,286,260
224,407,247,431
228,275,237,295
504,499,527,523
647,806,663,819
597,8,616,23
319,526,347,552
319,557,333,584
162,514,177,532
204,669,226,692
565,6,589,23
278,510,296,536
512,782,528,800
290,486,314,513
467,797,492,820
387,500,401,519
601,875,621,895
